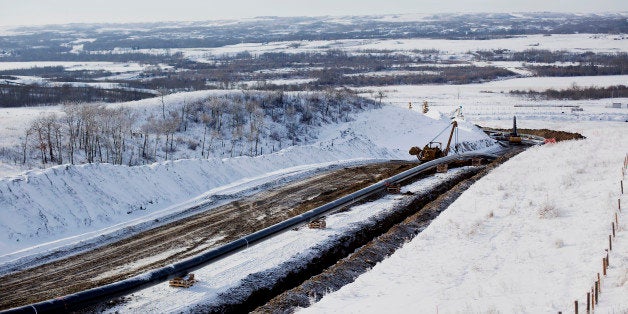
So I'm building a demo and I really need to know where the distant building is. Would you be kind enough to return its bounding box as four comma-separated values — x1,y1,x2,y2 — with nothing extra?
611,103,622,109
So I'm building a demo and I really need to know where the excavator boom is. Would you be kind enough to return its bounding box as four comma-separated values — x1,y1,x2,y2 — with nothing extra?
443,121,458,156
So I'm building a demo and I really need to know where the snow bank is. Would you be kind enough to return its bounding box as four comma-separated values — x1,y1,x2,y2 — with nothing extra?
0,104,495,259
301,121,628,313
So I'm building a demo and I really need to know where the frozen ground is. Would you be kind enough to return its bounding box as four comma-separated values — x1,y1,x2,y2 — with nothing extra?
301,120,628,313
101,167,473,313
0,47,626,311
121,34,626,61
0,101,494,264
359,75,628,122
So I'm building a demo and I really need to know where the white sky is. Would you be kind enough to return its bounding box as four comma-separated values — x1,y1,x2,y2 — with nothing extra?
0,0,626,27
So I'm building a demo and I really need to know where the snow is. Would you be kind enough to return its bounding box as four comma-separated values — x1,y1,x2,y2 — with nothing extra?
104,34,626,62
359,75,628,122
0,101,495,267
301,121,628,313
0,27,626,312
0,61,150,72
102,168,472,313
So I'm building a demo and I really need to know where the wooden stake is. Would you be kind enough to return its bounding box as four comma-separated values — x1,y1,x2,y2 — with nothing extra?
591,287,595,310
603,258,607,275
574,300,578,314
587,292,590,313
613,222,616,237
609,234,612,251
595,281,599,304
607,251,610,266
622,180,624,194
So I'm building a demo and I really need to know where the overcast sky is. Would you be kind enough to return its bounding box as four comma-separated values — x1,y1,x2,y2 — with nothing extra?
0,0,626,27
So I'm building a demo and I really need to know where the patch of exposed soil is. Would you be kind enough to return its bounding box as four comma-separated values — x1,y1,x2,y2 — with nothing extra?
489,128,585,141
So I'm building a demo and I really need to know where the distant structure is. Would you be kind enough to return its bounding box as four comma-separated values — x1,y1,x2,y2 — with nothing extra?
422,101,429,113
408,102,413,109
611,102,622,109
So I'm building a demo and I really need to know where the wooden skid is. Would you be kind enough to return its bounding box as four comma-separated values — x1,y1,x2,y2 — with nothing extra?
436,164,448,173
308,218,326,229
169,274,197,288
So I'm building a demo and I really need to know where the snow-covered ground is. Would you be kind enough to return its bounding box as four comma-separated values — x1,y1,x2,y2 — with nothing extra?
102,168,473,313
302,120,628,313
360,75,628,122
0,31,626,312
116,34,626,61
0,101,493,264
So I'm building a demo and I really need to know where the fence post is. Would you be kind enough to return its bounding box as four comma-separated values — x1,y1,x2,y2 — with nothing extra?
595,281,598,304
613,222,616,237
609,235,612,251
587,292,590,313
574,300,578,314
603,258,607,275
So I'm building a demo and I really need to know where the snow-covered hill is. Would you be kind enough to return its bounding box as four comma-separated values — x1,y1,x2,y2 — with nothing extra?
0,103,494,264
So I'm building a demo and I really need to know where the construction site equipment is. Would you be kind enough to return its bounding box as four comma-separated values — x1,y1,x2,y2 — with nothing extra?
409,121,458,162
308,217,326,229
449,106,463,119
436,164,448,173
509,116,522,144
385,182,401,194
169,274,197,288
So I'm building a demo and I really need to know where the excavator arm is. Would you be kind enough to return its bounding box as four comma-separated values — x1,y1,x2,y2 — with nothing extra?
443,121,458,156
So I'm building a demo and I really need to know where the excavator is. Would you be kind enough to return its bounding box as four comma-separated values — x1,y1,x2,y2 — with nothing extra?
409,121,458,162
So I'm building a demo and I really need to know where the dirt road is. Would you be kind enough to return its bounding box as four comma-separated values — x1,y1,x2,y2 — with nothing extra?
0,161,415,310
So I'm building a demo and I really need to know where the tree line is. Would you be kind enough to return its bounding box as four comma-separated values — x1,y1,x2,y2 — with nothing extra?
0,83,156,107
510,85,628,100
7,90,379,167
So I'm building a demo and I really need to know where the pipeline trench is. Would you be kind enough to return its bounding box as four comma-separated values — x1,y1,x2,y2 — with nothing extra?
177,149,526,313
0,161,418,311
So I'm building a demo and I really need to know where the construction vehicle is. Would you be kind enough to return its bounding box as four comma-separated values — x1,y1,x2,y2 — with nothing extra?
409,121,458,162
509,116,522,144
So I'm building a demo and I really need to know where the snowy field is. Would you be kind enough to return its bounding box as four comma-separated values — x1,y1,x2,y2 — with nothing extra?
302,120,628,313
117,34,626,61
359,75,628,123
0,29,626,312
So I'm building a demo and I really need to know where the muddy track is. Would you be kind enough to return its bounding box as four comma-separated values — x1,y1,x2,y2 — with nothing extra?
0,161,416,310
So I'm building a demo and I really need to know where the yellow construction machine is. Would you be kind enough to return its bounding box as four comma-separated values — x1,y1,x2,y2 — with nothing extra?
508,116,522,144
409,121,458,162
